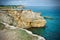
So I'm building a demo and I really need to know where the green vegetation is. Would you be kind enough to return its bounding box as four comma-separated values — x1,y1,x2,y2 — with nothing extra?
0,5,25,9
0,23,5,30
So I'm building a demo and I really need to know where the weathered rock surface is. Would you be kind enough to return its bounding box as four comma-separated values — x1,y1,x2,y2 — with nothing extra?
0,28,45,40
0,10,46,40
0,10,46,28
0,22,45,40
0,12,13,25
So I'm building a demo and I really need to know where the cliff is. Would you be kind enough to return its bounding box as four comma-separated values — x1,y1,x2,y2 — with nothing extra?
0,10,46,28
0,10,46,40
0,23,45,40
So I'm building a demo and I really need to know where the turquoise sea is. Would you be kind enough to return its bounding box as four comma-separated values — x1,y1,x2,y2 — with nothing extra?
25,6,60,40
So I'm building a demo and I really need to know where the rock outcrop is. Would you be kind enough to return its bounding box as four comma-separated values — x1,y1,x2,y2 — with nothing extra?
0,28,45,40
0,22,45,40
0,10,46,28
0,10,46,40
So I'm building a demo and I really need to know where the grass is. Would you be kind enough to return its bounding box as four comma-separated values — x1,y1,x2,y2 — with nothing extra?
0,23,5,30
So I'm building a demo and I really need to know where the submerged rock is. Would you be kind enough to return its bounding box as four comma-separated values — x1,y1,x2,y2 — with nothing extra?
44,16,53,20
0,10,46,28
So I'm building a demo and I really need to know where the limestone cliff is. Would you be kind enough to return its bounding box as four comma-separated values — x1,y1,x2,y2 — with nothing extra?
0,22,45,40
0,28,45,40
0,10,46,28
0,10,46,40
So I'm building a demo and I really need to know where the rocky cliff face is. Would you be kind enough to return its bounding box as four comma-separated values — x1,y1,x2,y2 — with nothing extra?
0,22,45,40
0,24,45,40
0,10,46,28
0,10,46,40
0,21,45,40
0,28,45,40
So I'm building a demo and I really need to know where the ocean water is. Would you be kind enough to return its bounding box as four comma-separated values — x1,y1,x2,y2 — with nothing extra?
25,6,60,40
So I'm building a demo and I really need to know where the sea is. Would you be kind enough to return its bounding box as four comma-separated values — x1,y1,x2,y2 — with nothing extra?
25,6,60,40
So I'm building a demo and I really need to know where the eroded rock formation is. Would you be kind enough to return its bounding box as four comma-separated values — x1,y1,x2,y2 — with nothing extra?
0,10,46,28
0,10,46,40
